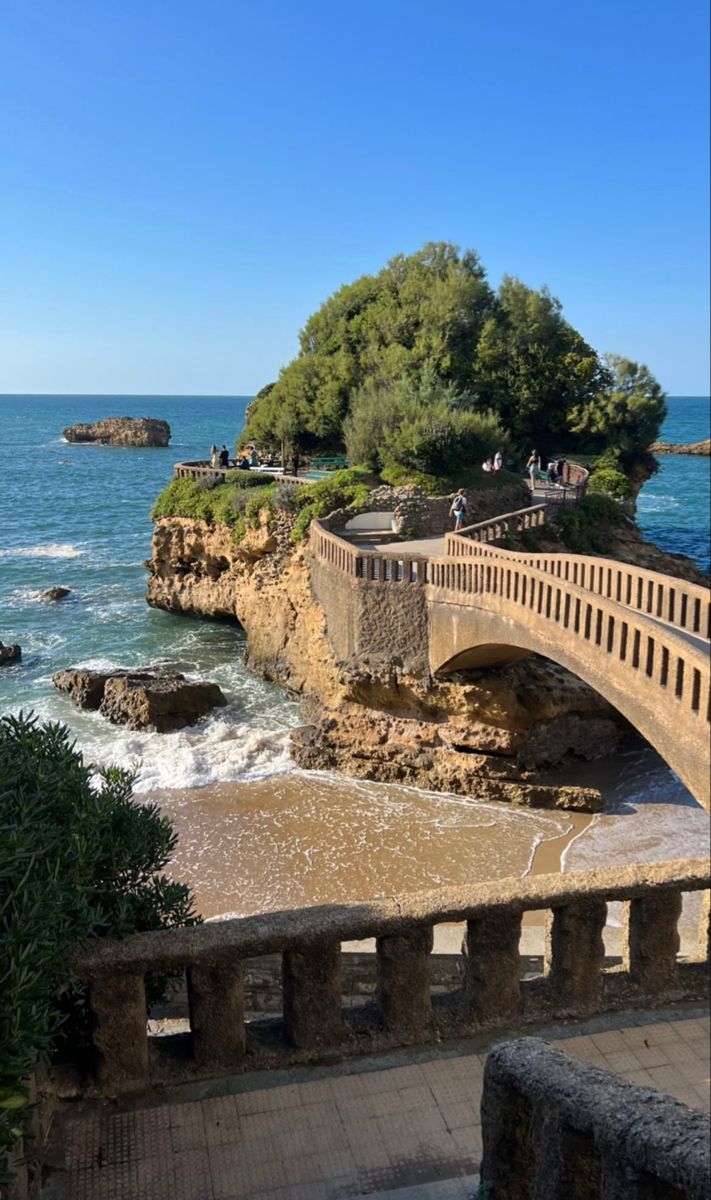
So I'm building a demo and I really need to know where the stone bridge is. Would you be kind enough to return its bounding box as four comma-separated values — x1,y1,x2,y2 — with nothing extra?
309,502,711,810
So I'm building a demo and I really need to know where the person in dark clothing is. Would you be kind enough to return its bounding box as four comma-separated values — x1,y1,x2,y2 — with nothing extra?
555,455,567,485
219,445,229,468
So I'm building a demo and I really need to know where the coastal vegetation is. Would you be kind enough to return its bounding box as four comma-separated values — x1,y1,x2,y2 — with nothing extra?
240,242,667,482
0,715,197,1185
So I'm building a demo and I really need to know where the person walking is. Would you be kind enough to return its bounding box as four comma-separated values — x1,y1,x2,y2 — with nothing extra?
526,450,541,489
449,488,469,530
210,444,219,468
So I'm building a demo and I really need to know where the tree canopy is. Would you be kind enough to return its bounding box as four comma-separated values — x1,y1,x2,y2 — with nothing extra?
241,242,665,473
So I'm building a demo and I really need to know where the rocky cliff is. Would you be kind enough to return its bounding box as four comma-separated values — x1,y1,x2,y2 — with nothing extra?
649,439,710,455
147,513,632,811
63,416,171,447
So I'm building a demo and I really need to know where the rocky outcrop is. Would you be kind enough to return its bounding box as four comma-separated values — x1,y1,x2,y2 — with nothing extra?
39,587,71,602
649,439,710,455
52,667,226,731
63,417,170,447
145,513,638,811
0,641,21,666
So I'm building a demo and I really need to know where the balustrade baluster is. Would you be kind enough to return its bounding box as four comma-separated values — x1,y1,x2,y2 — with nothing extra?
376,925,433,1039
188,960,245,1069
545,899,607,1015
465,910,522,1024
89,970,149,1091
282,942,344,1048
624,891,681,993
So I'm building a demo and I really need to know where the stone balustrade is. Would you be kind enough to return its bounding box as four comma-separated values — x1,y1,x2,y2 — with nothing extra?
75,859,709,1095
480,1036,710,1199
173,461,303,485
445,510,711,640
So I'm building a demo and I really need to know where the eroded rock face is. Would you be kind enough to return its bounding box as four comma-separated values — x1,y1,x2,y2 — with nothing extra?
0,641,21,666
52,667,226,731
63,417,170,447
39,587,71,602
145,515,635,810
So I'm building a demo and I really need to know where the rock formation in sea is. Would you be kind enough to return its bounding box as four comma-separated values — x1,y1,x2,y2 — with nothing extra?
52,667,226,731
649,438,710,455
62,416,171,447
0,641,21,666
39,587,71,602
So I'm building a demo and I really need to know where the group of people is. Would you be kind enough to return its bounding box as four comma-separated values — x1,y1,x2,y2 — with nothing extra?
481,451,504,473
209,444,231,469
526,450,568,488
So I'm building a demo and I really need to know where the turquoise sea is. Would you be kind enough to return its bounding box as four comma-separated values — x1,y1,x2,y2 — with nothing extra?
0,393,708,802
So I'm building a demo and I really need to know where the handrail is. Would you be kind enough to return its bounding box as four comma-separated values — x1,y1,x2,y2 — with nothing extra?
446,509,711,640
77,856,709,973
75,857,709,1093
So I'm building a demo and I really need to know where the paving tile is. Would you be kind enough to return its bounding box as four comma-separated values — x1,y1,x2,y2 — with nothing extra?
202,1095,240,1146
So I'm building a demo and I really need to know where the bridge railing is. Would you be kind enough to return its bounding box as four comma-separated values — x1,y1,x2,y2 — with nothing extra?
428,555,711,728
310,519,429,583
445,509,711,640
173,461,303,485
75,857,709,1094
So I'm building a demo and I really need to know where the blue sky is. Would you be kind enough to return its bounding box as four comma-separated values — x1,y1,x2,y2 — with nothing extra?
1,0,708,395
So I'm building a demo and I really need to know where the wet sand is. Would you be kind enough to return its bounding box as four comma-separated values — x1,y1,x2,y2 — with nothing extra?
155,773,590,922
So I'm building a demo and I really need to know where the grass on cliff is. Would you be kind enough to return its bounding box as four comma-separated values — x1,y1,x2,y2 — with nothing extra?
380,462,524,496
555,494,630,553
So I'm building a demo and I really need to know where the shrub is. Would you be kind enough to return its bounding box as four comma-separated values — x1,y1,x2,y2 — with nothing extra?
0,715,198,1185
587,449,633,501
151,476,276,530
291,467,373,541
557,493,628,553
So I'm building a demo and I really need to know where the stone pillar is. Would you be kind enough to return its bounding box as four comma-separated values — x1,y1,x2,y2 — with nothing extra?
376,924,433,1040
89,971,149,1092
624,892,681,993
698,890,710,963
465,910,522,1025
187,960,245,1071
282,942,343,1048
545,899,607,1015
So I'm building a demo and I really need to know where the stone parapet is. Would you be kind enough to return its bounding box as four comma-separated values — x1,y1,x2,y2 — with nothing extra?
480,1036,710,1199
74,858,710,1094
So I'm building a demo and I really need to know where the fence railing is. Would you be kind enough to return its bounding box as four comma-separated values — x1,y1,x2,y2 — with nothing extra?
445,512,711,640
428,555,711,727
310,519,429,583
173,461,303,485
480,1036,710,1200
75,858,709,1094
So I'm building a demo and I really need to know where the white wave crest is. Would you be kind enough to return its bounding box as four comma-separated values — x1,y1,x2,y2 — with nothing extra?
72,713,295,792
0,542,85,559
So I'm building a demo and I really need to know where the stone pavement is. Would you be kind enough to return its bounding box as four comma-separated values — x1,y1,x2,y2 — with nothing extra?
55,1006,709,1200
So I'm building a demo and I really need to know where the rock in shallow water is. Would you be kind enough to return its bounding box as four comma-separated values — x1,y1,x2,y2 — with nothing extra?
52,667,226,731
0,641,21,666
39,586,71,602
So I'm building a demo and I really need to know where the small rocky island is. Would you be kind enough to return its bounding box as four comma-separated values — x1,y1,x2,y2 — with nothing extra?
63,416,171,447
649,438,710,455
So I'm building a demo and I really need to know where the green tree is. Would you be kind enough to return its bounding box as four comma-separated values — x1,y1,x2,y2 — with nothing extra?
474,276,607,453
567,354,667,452
0,715,198,1185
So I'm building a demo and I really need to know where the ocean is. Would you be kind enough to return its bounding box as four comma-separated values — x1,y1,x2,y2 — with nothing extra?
0,393,708,914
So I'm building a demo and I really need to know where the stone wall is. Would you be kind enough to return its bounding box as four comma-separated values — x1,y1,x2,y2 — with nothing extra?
73,857,710,1095
480,1036,710,1199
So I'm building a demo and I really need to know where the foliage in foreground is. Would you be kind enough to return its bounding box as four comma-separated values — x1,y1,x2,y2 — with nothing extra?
0,715,198,1186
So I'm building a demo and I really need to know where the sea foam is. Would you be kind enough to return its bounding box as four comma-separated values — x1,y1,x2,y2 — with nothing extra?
0,542,85,559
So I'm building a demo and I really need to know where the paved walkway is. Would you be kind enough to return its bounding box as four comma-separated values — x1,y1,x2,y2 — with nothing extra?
54,1006,709,1200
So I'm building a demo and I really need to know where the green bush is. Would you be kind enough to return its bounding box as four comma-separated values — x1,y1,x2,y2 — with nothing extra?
380,461,523,496
291,467,373,541
557,493,628,553
0,715,198,1185
587,450,633,501
151,475,277,531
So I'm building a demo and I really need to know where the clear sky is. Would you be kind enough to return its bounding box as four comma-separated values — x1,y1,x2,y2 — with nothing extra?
1,0,709,395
